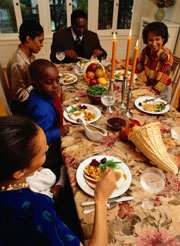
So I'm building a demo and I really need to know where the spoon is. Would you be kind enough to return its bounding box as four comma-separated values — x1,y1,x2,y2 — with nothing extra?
63,97,80,104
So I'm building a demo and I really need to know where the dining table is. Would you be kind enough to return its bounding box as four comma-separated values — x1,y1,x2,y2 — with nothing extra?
57,62,180,246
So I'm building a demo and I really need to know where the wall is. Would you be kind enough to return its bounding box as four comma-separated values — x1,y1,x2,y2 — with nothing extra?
0,0,179,68
140,0,180,56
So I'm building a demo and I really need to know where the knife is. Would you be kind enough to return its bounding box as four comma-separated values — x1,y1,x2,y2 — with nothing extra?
81,196,134,207
143,96,166,102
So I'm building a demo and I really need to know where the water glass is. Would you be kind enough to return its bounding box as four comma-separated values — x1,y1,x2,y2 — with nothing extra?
140,167,165,209
101,56,110,67
56,51,65,62
74,63,84,77
101,90,116,113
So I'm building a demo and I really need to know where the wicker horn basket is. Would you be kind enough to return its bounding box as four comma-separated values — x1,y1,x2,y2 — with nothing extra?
128,122,178,174
83,61,105,81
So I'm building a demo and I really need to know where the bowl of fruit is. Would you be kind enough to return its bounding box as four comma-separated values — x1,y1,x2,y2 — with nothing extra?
84,61,107,86
87,84,107,104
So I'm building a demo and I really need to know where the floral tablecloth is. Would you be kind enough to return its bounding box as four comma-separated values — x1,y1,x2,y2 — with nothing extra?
58,63,180,246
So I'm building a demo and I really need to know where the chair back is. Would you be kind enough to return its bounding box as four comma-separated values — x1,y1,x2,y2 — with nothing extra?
170,55,180,107
0,62,11,115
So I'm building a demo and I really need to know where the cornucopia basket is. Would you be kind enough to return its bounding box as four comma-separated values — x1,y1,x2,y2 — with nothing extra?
128,122,178,174
83,61,106,83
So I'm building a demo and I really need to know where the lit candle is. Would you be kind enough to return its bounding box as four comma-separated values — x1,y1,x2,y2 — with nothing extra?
111,32,117,80
129,40,139,88
124,29,132,76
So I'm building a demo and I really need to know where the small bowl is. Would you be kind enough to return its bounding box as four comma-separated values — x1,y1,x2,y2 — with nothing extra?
107,117,126,131
87,92,102,105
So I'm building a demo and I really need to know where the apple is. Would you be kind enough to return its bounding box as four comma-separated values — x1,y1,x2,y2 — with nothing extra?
119,130,128,142
90,78,99,86
129,119,140,128
87,63,98,72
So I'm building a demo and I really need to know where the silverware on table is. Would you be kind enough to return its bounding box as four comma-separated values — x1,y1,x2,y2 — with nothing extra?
63,97,80,104
144,96,166,102
83,203,117,214
82,148,111,158
81,196,134,207
83,196,134,214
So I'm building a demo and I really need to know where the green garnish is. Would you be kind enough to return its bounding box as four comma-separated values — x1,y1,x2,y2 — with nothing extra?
80,59,88,64
99,159,121,172
68,106,80,113
87,85,107,95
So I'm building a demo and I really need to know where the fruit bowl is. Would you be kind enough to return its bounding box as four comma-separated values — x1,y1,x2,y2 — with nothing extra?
84,61,107,86
87,85,107,105
107,117,126,131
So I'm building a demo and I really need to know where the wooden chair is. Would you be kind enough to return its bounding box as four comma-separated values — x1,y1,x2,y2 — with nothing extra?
0,62,11,115
170,55,180,107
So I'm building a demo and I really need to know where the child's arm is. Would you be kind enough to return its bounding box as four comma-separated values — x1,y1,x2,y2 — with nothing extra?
50,165,66,197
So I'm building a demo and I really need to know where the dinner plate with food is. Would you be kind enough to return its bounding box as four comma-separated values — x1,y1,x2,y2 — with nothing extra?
76,155,132,198
59,72,77,85
114,69,137,81
135,96,169,115
63,103,101,124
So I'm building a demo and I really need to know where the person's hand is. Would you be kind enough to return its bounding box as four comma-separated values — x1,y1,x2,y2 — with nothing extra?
92,49,103,58
60,125,70,136
51,185,64,197
115,59,125,69
94,167,116,204
64,50,78,60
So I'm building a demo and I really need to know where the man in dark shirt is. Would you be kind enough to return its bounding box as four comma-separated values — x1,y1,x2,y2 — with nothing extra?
50,9,107,63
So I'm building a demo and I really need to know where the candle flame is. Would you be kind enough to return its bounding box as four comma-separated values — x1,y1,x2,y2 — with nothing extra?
113,32,116,40
129,29,132,37
136,40,139,46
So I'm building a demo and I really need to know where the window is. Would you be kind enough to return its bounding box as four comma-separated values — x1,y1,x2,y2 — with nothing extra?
72,0,88,14
117,0,134,29
98,0,114,30
20,0,39,22
49,0,67,31
0,0,18,33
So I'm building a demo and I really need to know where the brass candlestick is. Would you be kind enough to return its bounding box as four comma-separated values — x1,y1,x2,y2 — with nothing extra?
121,87,133,117
108,79,116,112
117,75,128,109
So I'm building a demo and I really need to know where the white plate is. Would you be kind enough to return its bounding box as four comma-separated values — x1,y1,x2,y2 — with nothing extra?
114,69,137,81
76,155,132,198
77,60,89,66
59,73,78,85
63,103,101,124
134,96,170,115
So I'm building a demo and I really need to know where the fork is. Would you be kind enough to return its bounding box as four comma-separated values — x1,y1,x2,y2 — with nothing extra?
83,203,117,214
82,148,111,158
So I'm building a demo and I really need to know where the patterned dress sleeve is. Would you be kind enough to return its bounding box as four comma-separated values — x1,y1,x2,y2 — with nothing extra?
153,50,173,93
29,193,81,246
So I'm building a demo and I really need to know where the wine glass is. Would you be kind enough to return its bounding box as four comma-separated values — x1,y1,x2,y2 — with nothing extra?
56,51,65,62
101,90,116,113
140,167,165,209
101,56,110,68
74,62,84,79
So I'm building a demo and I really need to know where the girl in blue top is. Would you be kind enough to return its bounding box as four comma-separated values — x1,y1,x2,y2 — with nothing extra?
0,115,116,246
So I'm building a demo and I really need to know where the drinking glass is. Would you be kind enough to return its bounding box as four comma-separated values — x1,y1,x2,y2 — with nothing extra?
101,90,116,113
140,167,165,209
101,56,110,67
74,63,84,79
56,51,65,62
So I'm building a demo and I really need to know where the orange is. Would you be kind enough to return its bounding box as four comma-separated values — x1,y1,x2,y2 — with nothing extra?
98,77,107,85
86,71,95,79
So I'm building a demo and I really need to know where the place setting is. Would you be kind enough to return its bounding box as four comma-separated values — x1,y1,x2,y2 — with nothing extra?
76,154,132,214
